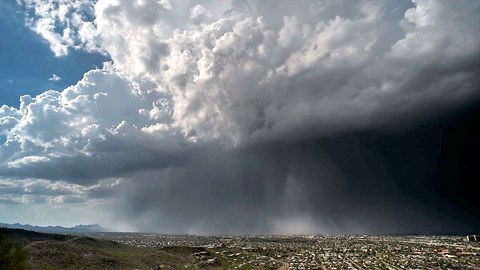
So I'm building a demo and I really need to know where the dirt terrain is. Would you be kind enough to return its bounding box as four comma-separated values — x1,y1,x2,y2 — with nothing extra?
1,228,239,270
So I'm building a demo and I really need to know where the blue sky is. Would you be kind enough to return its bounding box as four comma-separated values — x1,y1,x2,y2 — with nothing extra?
0,0,108,108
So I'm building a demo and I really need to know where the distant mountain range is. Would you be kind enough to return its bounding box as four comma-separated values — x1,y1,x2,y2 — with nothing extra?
0,222,109,233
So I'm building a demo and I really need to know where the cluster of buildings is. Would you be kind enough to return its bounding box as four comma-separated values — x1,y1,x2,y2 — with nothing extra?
88,233,480,269
466,235,479,242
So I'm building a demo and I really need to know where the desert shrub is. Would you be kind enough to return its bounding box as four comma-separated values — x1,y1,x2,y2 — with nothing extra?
0,234,28,270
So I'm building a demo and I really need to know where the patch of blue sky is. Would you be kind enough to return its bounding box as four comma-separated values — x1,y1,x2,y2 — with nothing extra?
0,0,110,108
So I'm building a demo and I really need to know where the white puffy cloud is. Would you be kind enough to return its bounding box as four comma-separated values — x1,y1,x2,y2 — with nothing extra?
0,63,184,183
48,74,61,81
19,0,102,56
0,106,21,134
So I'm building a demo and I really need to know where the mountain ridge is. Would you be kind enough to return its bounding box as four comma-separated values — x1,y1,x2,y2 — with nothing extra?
0,222,109,233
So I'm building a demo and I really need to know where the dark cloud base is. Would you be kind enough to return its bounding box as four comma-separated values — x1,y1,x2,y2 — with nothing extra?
430,102,480,220
118,100,480,235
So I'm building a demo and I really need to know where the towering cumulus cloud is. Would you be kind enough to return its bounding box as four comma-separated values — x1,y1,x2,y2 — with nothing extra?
1,0,480,233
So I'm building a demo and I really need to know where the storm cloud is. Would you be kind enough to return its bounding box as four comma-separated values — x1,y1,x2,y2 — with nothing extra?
114,121,480,235
1,0,479,233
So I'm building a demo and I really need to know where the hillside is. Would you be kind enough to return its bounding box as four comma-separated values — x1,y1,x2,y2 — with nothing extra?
0,228,230,270
0,223,108,233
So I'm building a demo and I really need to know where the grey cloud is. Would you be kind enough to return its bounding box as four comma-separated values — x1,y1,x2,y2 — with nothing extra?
0,198,21,205
53,195,87,204
0,177,123,207
0,141,189,184
0,179,81,198
115,133,477,235
93,0,480,145
0,180,25,195
0,194,48,204
85,178,123,199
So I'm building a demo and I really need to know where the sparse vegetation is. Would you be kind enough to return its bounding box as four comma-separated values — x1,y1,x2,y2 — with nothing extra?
0,232,28,270
1,228,230,269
